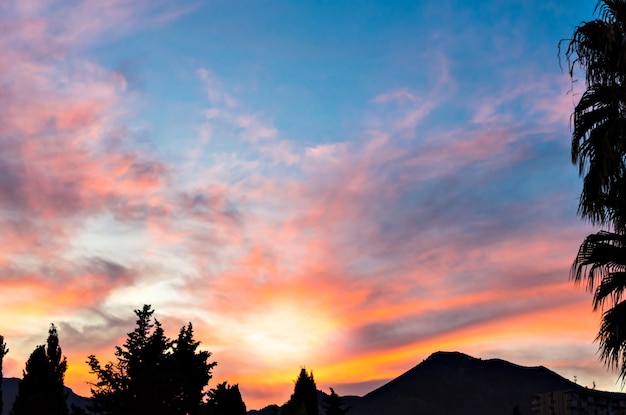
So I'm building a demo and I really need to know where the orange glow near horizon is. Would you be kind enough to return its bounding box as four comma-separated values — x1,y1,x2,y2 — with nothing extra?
0,256,608,410
5,293,598,410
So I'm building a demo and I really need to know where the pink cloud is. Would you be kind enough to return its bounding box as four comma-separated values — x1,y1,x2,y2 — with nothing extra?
161,66,592,407
0,1,246,395
1,0,193,56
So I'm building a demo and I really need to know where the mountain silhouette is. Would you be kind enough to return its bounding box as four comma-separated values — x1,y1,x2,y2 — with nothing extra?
249,351,590,415
1,377,89,415
343,351,584,415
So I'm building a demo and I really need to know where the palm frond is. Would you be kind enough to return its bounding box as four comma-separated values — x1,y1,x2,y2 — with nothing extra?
565,3,626,228
594,271,626,309
571,231,626,294
597,300,626,382
604,176,626,232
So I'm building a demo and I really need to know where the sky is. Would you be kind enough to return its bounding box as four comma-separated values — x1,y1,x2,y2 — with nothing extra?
0,0,616,409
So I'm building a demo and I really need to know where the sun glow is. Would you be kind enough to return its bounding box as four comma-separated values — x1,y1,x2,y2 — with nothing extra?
234,303,336,364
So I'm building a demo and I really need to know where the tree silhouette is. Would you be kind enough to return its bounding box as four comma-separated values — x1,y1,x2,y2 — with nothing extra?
563,0,626,231
283,368,318,415
0,335,8,415
563,0,626,380
170,323,217,415
204,382,247,415
322,388,350,415
88,305,216,415
10,324,69,415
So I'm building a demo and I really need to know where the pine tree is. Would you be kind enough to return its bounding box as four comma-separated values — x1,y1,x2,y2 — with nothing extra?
131,318,172,414
10,324,69,415
88,305,157,414
283,368,318,415
0,335,8,415
204,382,247,415
88,305,216,415
169,323,217,415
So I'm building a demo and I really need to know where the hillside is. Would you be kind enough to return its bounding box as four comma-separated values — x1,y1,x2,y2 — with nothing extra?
1,378,90,415
345,351,584,415
251,351,591,415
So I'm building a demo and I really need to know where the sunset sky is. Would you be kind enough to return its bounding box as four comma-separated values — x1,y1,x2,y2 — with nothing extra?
0,0,616,409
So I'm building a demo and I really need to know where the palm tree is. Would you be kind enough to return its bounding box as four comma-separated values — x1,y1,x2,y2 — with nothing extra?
565,0,626,380
565,0,626,230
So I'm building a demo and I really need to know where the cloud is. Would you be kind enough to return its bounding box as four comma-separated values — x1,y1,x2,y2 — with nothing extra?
0,0,194,56
373,88,418,104
193,65,603,404
349,283,583,354
198,69,238,108
153,64,597,406
0,0,244,389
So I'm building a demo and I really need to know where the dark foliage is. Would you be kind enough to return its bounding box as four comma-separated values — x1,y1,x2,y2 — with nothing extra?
563,0,626,381
0,336,7,415
563,0,626,232
87,305,216,415
282,368,318,415
572,231,626,310
203,382,247,415
170,323,216,414
322,388,350,415
10,324,69,415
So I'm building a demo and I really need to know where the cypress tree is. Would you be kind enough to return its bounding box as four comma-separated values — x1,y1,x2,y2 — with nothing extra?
0,336,8,415
283,368,318,415
10,324,69,415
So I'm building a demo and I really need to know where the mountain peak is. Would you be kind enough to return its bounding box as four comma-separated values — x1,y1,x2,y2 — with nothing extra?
425,350,477,362
352,351,581,415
